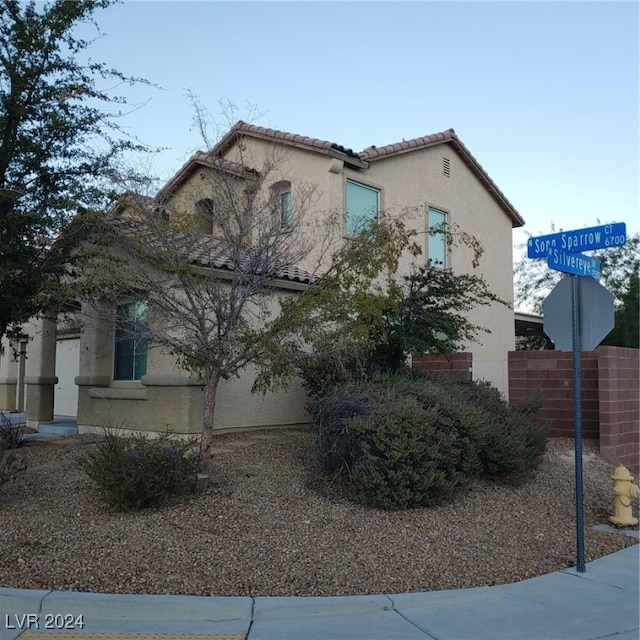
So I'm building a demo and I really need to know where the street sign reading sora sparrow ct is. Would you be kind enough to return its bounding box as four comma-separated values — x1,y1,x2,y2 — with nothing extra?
527,222,626,258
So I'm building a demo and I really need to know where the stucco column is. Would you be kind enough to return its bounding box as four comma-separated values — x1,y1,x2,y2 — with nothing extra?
0,337,19,410
24,317,58,426
76,302,113,385
75,303,114,431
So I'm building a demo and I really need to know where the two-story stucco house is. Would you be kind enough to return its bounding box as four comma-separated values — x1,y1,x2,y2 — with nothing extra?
0,122,524,435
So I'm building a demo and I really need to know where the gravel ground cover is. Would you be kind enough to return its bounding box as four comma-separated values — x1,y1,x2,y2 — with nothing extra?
0,429,637,597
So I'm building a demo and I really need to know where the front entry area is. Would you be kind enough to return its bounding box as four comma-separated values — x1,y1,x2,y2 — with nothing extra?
54,335,80,417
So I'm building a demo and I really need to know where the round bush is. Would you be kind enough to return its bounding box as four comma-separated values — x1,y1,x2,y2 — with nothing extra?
77,430,200,511
310,373,548,510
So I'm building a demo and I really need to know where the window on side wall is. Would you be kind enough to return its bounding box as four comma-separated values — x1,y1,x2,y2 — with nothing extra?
346,179,379,235
114,301,148,381
271,181,292,230
427,207,448,269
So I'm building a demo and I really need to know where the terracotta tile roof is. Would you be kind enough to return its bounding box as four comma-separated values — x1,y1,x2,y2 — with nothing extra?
213,121,338,156
106,213,314,286
359,129,456,160
187,233,315,284
212,122,524,227
156,153,256,203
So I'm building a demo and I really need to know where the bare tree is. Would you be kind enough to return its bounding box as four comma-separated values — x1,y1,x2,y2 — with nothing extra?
76,122,344,477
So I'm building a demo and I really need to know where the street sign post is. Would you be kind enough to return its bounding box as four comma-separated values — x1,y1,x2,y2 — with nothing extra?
529,222,626,575
547,249,600,279
542,276,615,573
528,222,626,258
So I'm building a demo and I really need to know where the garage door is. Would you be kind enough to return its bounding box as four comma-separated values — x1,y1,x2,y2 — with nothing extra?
55,337,80,417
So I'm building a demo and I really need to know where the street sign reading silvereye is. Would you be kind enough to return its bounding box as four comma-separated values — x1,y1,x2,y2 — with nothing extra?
542,276,615,351
548,248,601,279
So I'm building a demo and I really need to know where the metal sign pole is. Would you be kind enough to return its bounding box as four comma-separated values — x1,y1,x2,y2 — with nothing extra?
571,274,586,572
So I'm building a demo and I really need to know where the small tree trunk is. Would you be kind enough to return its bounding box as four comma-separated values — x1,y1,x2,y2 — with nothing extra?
199,368,221,479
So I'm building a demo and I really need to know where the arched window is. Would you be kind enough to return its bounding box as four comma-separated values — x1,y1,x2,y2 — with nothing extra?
270,181,292,230
194,198,215,234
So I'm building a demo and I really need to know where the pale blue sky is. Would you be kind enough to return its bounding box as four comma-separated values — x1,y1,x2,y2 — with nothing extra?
79,0,639,255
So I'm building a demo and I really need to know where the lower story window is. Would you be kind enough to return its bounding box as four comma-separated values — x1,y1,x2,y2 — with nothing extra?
114,301,148,381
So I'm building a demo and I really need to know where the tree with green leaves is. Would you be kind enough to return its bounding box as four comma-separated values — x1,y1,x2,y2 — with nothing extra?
0,0,151,339
514,227,639,347
602,271,639,348
257,220,506,398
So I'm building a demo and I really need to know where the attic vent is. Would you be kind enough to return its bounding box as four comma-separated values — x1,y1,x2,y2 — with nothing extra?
443,157,451,177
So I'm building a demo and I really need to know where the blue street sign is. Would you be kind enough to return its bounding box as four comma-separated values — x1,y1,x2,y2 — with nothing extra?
528,222,627,258
548,248,601,278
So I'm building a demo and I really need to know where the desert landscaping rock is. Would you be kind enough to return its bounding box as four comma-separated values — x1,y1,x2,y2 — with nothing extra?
0,429,637,597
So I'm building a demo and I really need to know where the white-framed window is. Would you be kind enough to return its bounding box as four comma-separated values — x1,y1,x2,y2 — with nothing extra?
114,301,148,381
345,179,380,235
427,207,448,269
271,181,292,229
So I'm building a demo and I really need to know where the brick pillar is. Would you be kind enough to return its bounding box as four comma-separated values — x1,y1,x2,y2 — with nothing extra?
598,346,640,476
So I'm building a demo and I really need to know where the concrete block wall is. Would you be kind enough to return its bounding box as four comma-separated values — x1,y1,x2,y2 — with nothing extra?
508,350,600,439
509,347,639,476
412,352,473,380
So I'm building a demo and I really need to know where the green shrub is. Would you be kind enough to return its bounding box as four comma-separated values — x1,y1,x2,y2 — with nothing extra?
406,373,547,484
310,373,548,510
309,386,371,477
299,344,368,400
0,412,27,449
443,376,548,484
349,394,469,510
77,429,200,511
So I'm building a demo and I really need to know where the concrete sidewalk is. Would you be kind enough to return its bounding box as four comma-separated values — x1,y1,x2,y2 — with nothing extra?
1,545,638,640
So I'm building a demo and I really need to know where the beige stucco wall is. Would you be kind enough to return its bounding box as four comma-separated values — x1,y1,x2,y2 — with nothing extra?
0,317,59,424
76,284,309,436
221,136,516,396
366,148,514,395
76,129,519,437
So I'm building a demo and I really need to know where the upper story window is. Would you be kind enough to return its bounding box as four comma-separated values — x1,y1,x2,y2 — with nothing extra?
427,207,448,269
194,199,214,234
114,301,148,381
346,179,380,235
271,181,292,230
